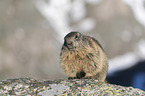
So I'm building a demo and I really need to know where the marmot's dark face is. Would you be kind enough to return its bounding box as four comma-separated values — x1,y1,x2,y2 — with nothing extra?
63,32,83,51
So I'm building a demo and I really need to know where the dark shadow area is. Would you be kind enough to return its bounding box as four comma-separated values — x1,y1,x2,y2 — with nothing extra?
107,60,145,91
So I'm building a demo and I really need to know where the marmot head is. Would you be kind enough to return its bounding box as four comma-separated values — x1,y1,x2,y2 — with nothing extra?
63,32,84,51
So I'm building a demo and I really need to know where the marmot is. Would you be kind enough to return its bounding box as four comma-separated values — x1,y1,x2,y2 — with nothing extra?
60,32,108,82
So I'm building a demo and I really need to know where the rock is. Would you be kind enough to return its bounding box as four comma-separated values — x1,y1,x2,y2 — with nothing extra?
0,78,144,95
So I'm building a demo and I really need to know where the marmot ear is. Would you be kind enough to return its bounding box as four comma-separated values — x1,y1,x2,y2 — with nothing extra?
75,32,81,39
75,34,79,39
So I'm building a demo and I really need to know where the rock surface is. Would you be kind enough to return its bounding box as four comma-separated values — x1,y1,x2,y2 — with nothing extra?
0,78,145,95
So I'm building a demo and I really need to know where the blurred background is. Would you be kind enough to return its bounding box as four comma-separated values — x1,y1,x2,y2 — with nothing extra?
0,0,145,91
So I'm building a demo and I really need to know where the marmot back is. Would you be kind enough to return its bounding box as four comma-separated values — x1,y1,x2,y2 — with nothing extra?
60,32,108,82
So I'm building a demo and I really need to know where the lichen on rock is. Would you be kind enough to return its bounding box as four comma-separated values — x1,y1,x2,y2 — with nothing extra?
0,78,145,95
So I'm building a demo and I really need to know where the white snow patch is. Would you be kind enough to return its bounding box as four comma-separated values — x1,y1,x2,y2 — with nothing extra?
108,39,145,75
85,0,102,4
35,0,71,42
108,53,139,74
35,0,103,42
78,18,96,32
70,0,86,22
123,0,145,27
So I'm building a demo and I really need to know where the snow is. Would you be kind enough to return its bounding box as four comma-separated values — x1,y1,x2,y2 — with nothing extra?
109,0,145,74
35,0,145,74
70,0,86,22
108,39,145,74
35,0,71,42
123,0,145,27
77,18,96,32
35,0,100,42
85,0,102,4
108,53,139,74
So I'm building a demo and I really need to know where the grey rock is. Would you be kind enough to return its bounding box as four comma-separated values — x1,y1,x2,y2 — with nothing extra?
0,78,145,95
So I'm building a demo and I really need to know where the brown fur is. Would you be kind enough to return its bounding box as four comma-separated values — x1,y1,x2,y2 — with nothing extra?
60,32,108,82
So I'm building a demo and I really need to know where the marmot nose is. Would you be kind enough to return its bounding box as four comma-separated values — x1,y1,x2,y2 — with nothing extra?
67,42,73,49
64,40,73,49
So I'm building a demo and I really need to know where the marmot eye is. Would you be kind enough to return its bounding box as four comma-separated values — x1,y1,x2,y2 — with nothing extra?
75,35,79,39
